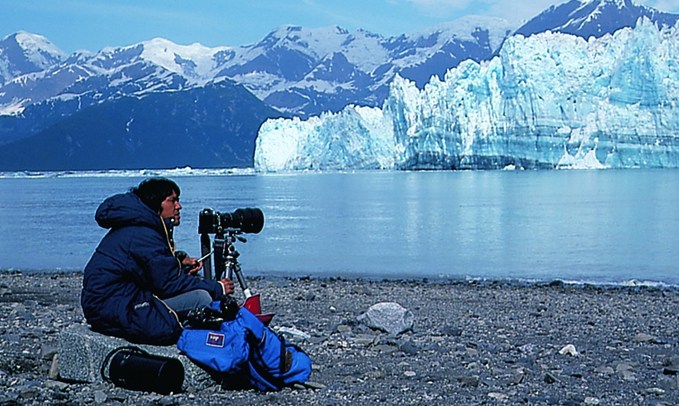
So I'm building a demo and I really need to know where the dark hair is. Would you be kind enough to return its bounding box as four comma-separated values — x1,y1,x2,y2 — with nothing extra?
131,177,181,212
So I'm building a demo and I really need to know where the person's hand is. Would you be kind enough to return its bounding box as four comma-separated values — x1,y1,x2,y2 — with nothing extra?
219,278,235,295
181,257,203,275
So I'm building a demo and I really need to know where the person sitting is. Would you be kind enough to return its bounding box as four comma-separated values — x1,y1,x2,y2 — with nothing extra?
81,177,234,345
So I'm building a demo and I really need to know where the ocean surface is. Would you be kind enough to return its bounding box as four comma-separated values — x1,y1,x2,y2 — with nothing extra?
1,169,677,285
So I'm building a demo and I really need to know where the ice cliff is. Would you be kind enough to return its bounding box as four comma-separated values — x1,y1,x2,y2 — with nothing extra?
254,18,679,171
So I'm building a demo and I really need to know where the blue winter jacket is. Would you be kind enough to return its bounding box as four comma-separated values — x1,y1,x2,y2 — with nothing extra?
81,192,224,345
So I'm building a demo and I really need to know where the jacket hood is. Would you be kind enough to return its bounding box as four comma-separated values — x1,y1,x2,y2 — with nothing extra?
95,192,162,231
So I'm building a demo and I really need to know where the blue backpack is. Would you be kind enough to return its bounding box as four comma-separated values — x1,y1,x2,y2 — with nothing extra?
177,306,312,391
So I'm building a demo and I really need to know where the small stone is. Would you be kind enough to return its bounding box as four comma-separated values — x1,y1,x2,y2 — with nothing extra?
663,366,679,375
48,354,59,380
353,335,377,346
595,366,614,375
364,370,385,379
616,362,636,380
544,372,558,384
488,392,509,401
399,341,418,355
509,371,525,385
18,386,39,400
277,326,312,340
374,344,398,354
44,380,69,390
466,347,479,357
159,396,176,405
93,391,107,403
584,397,600,405
301,381,327,389
404,370,416,377
644,387,665,395
558,344,578,356
457,375,480,387
41,345,58,360
633,333,655,343
336,325,352,334
442,325,463,336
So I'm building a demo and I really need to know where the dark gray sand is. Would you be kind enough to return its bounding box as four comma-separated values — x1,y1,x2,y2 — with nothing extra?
1,271,678,405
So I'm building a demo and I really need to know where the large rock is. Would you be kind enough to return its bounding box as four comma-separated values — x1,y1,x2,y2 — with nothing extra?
57,323,216,391
357,302,414,335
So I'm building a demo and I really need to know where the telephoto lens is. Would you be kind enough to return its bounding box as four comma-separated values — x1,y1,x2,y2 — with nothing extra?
225,208,264,234
199,207,264,234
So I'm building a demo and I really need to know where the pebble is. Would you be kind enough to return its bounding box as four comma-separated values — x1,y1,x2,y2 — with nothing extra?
93,391,107,403
544,372,558,384
645,387,666,395
663,367,678,376
399,340,418,355
634,333,657,343
336,325,352,334
488,392,509,401
558,343,579,356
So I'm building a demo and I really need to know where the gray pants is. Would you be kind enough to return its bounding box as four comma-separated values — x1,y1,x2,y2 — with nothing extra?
163,289,213,320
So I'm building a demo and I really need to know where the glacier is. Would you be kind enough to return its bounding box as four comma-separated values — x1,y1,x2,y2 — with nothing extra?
254,18,679,171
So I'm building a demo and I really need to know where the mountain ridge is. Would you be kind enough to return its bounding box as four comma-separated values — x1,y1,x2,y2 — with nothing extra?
0,0,677,171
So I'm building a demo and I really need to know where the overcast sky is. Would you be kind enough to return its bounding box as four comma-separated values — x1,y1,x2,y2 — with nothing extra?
1,0,678,53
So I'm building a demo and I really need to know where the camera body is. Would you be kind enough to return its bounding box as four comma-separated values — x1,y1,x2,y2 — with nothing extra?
198,208,264,235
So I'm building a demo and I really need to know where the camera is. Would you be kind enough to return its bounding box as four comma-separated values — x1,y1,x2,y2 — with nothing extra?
198,207,264,234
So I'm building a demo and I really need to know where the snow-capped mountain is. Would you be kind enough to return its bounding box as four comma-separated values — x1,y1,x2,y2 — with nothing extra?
516,0,679,38
224,19,513,116
0,38,232,116
254,18,679,171
0,18,512,120
149,20,511,118
0,31,65,85
0,0,676,171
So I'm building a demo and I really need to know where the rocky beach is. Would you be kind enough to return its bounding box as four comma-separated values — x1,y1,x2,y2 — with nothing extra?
0,270,678,405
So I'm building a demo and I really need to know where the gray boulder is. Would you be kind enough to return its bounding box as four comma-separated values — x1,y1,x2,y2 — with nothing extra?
57,323,215,391
357,302,414,335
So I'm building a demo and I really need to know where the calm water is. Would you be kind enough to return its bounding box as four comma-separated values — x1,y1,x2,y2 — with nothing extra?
0,170,677,285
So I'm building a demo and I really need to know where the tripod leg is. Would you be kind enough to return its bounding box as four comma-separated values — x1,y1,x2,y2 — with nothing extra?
233,264,252,298
200,234,212,280
213,234,227,280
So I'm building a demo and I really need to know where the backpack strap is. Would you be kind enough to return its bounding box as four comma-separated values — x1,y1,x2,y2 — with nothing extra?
246,329,287,389
278,330,288,375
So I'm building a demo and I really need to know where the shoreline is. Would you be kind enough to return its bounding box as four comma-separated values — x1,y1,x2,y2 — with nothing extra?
3,268,679,290
1,271,678,404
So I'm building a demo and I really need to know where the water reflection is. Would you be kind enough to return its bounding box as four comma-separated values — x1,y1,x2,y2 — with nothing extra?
1,170,678,284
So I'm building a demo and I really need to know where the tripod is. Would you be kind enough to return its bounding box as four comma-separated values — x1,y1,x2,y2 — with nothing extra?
200,229,253,298
198,209,273,324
